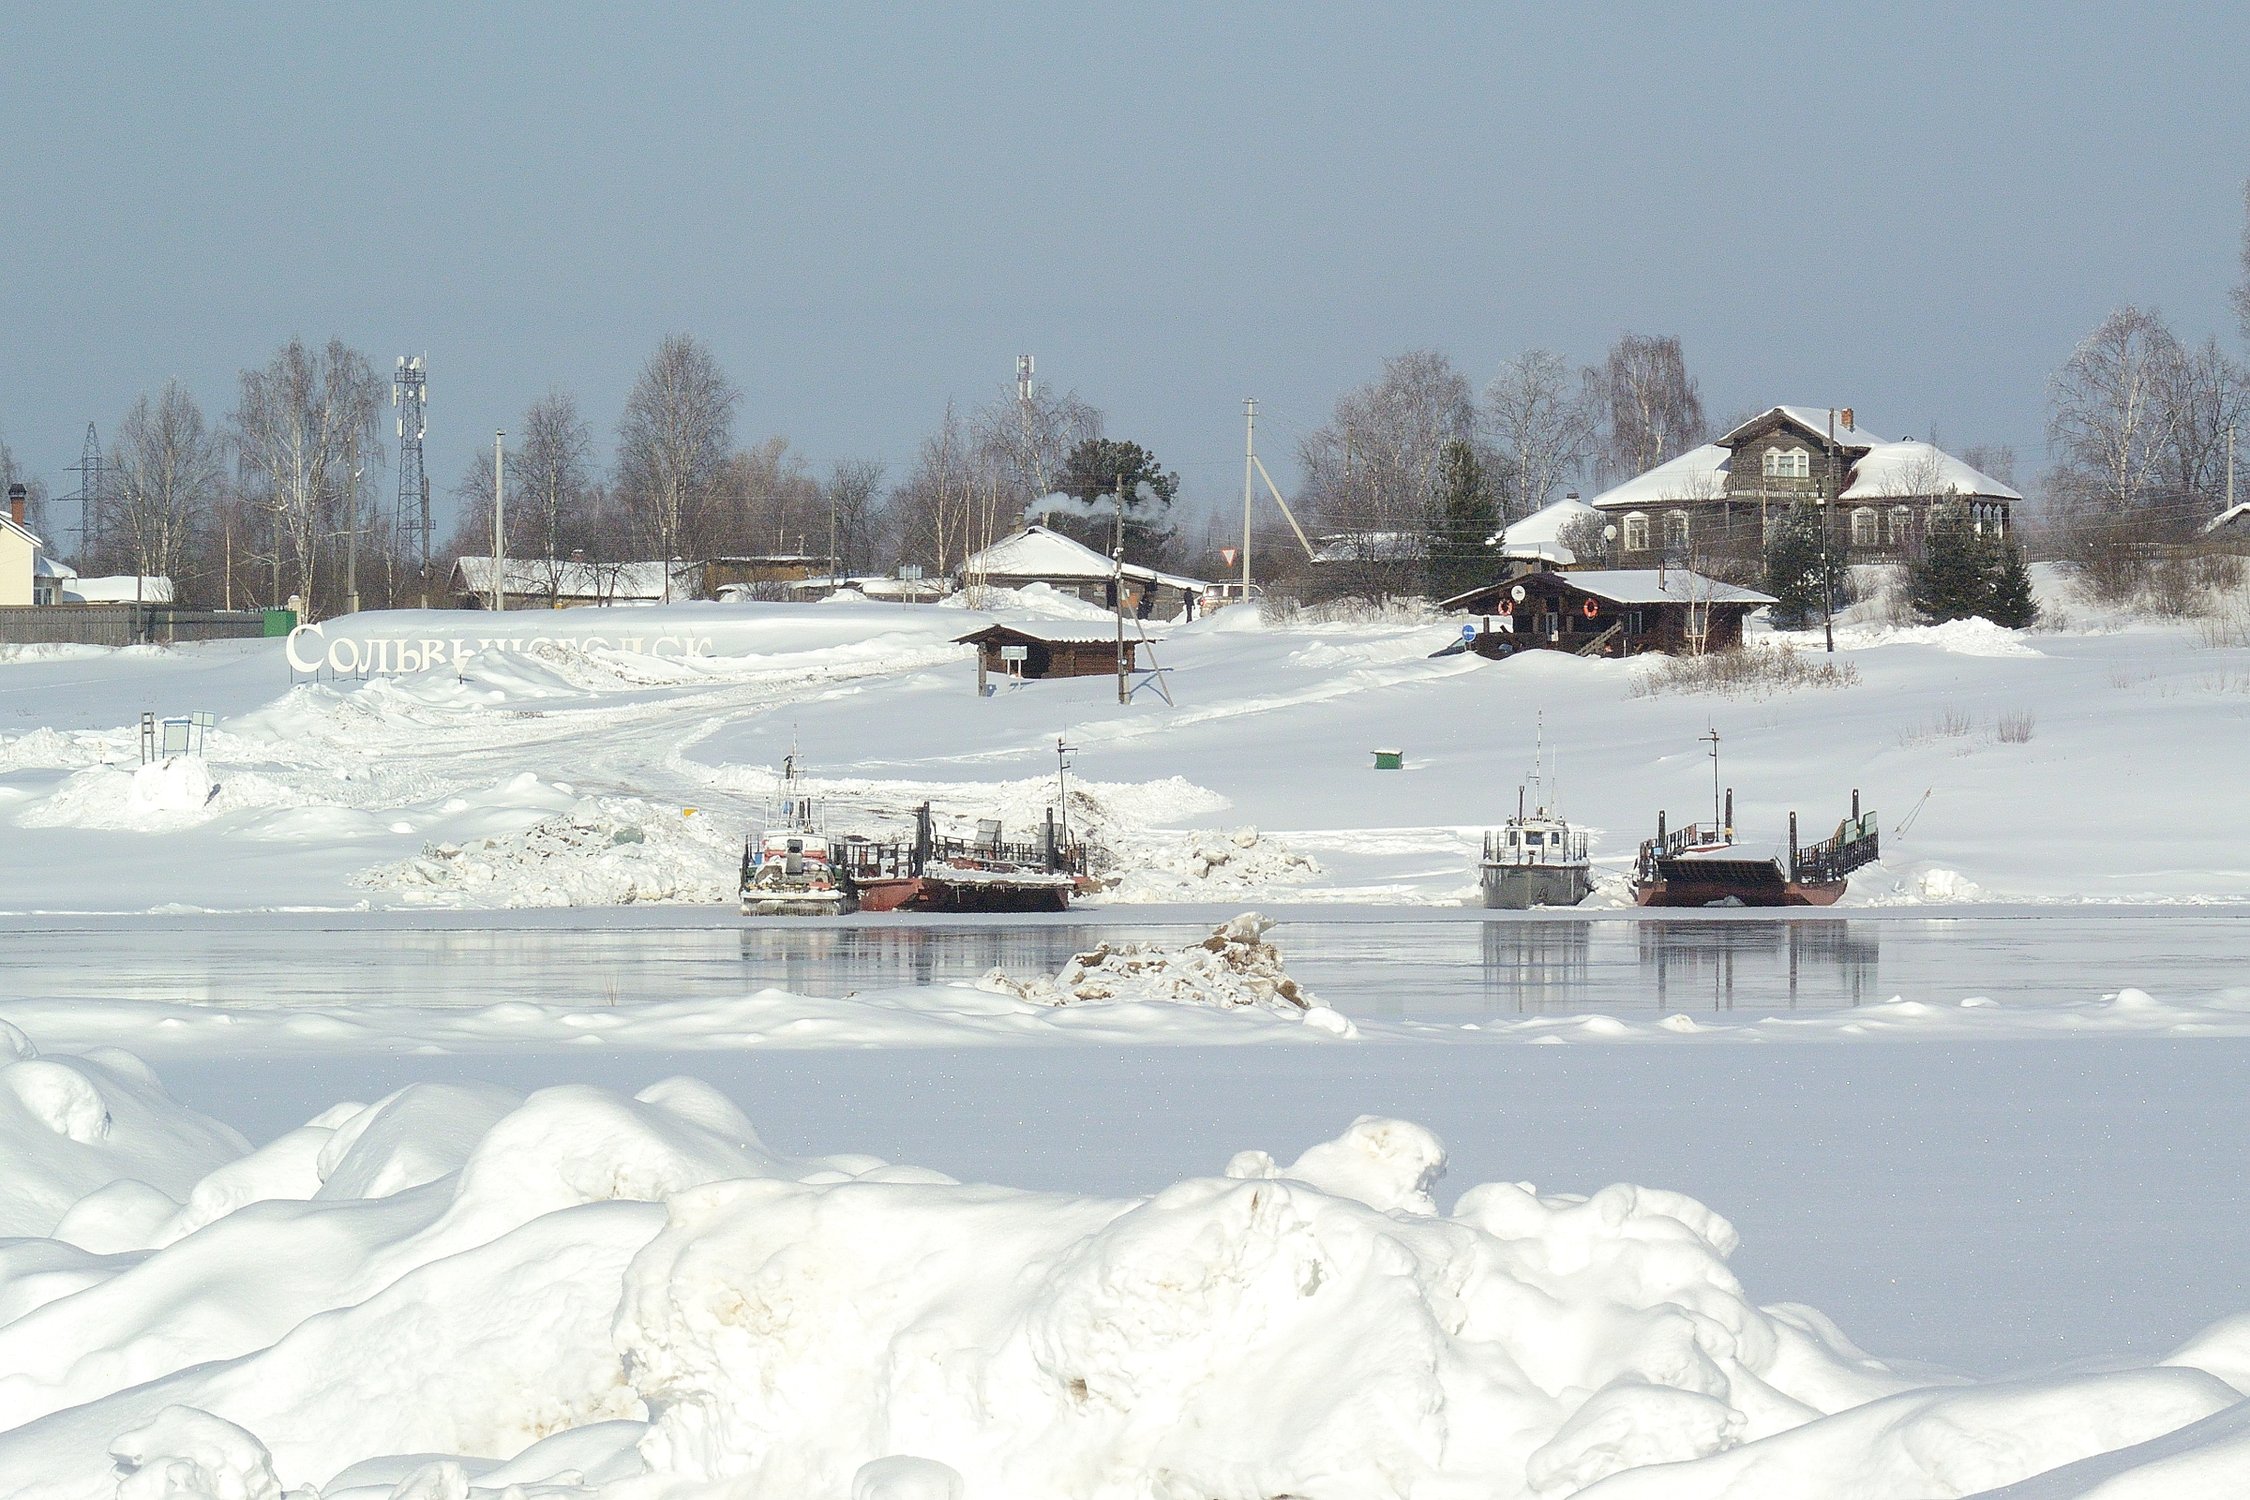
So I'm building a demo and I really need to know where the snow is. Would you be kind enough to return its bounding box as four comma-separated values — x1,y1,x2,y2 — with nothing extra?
1720,406,1890,450
1841,438,2025,503
1496,495,1603,561
0,1021,2247,1497
1583,443,1732,512
60,576,174,605
961,524,1209,591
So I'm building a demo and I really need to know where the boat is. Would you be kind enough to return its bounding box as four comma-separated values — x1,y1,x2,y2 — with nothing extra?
1631,732,1878,908
1480,718,1594,909
841,804,1085,913
739,827,854,916
738,744,855,916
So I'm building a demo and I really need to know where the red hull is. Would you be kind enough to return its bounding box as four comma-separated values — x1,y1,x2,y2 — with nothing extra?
845,873,1073,913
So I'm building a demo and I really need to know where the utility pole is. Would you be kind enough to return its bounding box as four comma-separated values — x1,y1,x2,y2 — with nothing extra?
343,462,363,615
1055,735,1076,850
1821,408,1838,653
490,430,506,613
2227,422,2236,516
1114,473,1128,705
1241,398,1256,599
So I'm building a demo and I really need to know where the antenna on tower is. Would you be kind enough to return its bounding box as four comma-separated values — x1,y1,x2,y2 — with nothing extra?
393,356,430,606
1016,353,1034,404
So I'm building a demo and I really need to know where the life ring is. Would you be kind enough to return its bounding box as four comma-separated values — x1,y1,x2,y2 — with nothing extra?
1497,599,1514,616
1581,598,1599,620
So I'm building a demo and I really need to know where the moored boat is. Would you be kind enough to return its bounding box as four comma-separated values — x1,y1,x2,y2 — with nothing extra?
1630,733,1878,907
1480,720,1594,909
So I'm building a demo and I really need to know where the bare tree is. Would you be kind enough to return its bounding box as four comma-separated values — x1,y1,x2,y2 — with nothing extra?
615,334,738,593
971,383,1101,509
824,458,887,576
888,402,981,576
1297,350,1478,593
2047,306,2185,517
1484,350,1598,522
1594,333,1707,485
2234,179,2250,350
1958,444,2019,491
108,381,226,593
0,434,51,540
232,338,382,613
712,436,824,560
2154,336,2250,505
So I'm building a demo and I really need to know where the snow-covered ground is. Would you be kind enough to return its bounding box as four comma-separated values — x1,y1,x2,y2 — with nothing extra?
4,573,2250,912
7,583,2250,1496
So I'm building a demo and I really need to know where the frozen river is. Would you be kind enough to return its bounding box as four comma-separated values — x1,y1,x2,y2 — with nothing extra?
3,906,2245,1376
1,904,2241,1018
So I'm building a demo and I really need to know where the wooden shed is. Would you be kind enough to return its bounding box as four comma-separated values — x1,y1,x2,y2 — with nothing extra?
953,621,1152,681
1442,568,1774,657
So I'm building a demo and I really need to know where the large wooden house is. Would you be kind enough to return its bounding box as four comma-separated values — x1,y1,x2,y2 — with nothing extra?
1443,567,1774,656
1587,406,2019,566
959,526,1209,618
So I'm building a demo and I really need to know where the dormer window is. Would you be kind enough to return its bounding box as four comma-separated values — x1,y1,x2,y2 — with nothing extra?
1763,446,1812,480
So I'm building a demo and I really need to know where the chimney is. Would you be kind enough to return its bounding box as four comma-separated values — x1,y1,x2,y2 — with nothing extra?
7,483,23,529
569,548,585,564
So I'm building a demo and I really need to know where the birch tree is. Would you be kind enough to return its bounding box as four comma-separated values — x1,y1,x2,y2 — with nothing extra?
1484,349,1597,521
1594,333,1707,485
615,334,738,591
232,338,382,611
2046,306,2184,516
109,381,226,589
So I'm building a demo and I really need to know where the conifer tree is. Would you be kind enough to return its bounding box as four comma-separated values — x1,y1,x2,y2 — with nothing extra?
1762,503,1843,628
1909,503,1998,622
1430,437,1495,597
1984,541,2040,628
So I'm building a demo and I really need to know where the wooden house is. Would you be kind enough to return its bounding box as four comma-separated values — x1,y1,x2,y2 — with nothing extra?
1586,406,2019,566
960,526,1209,618
953,620,1153,681
1442,567,1774,657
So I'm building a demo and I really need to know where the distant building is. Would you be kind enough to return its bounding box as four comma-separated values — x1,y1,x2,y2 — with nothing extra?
702,554,827,597
449,556,703,609
959,526,1208,618
1588,406,2019,565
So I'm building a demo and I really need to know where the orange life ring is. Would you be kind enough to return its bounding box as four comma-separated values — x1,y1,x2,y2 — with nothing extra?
1581,598,1599,619
1497,599,1514,616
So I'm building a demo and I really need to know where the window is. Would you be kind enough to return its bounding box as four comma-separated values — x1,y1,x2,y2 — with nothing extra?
1664,510,1690,550
1623,512,1650,551
1763,446,1811,479
1887,506,1912,546
1850,507,1878,547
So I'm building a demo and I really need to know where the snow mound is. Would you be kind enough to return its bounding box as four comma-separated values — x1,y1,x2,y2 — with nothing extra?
15,756,219,832
980,913,1352,1032
1104,825,1322,901
1,1040,2248,1495
0,726,115,773
1832,617,2042,656
355,796,735,907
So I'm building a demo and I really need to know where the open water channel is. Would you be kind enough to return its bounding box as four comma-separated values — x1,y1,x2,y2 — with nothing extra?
1,905,2241,1017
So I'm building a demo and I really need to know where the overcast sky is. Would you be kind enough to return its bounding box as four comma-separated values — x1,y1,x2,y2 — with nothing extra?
3,4,2246,536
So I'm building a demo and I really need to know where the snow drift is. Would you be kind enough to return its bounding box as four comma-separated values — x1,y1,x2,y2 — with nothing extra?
0,1032,2246,1498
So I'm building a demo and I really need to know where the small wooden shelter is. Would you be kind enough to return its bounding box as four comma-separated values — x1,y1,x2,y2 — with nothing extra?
953,620,1151,681
1442,567,1773,656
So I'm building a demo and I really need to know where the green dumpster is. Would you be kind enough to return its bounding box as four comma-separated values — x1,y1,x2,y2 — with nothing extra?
261,608,298,638
1372,748,1404,771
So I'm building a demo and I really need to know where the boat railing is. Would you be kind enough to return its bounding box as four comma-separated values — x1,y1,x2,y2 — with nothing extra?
1635,821,1726,883
840,832,1087,882
1485,829,1590,865
1793,811,1880,886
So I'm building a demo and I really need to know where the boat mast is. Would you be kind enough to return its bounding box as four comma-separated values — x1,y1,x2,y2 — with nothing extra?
1702,727,1722,835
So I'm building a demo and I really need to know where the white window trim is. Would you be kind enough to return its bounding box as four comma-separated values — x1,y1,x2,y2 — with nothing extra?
1623,511,1650,551
1850,507,1878,546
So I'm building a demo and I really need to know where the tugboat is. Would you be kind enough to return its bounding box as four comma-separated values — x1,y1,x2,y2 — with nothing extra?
738,747,854,916
1481,718,1594,909
1631,731,1879,908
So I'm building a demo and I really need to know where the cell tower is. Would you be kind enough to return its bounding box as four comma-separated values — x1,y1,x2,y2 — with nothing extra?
392,356,430,605
66,422,107,566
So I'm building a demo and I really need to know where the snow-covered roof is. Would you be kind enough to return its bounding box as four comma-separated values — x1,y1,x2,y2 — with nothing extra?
1720,406,1887,450
1310,531,1427,564
1840,441,2023,503
63,575,174,604
964,526,1207,590
1493,498,1602,563
33,552,73,579
451,557,699,602
1586,444,1732,513
2204,502,2250,534
1,512,43,550
953,619,1155,645
1541,569,1775,606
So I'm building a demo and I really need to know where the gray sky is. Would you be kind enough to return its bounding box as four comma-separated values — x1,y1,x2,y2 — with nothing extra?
3,3,2246,536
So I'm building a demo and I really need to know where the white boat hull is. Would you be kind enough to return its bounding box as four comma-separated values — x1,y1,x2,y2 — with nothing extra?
1481,863,1593,910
